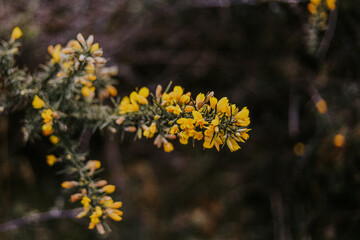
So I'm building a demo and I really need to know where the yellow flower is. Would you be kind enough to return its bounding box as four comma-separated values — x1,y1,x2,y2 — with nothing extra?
61,181,78,189
46,154,57,166
333,133,345,147
235,107,250,126
143,123,157,138
310,0,320,5
82,86,95,98
307,3,317,14
48,44,61,63
195,93,205,107
211,115,219,126
11,27,22,40
102,185,116,194
316,98,327,114
42,123,53,136
95,206,103,217
192,111,208,127
217,97,229,113
32,95,45,109
193,131,204,141
138,87,150,98
214,134,225,151
179,131,190,144
179,94,190,105
49,135,59,144
89,212,100,229
184,106,195,112
86,160,101,171
107,212,122,221
100,196,114,207
326,0,336,10
111,202,123,209
90,43,99,53
226,137,240,152
169,125,179,135
177,118,195,130
106,85,118,96
119,96,139,113
81,196,91,208
203,135,215,149
166,105,182,115
85,64,95,74
210,97,218,109
41,109,53,123
163,141,174,152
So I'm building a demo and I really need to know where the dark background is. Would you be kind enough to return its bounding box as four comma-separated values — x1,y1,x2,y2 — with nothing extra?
1,0,360,239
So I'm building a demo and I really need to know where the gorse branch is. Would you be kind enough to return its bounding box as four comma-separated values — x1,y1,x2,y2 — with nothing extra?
0,27,250,234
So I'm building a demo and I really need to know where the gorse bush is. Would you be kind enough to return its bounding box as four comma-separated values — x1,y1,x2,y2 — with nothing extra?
0,28,250,234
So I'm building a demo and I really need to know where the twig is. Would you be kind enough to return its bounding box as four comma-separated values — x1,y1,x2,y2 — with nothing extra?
0,208,81,233
316,0,340,61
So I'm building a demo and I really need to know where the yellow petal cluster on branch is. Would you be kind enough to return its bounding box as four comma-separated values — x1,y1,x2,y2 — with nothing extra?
117,84,251,153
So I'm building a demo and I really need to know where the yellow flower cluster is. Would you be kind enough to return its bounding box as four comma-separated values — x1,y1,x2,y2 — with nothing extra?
60,159,123,233
119,87,149,113
32,95,60,145
308,0,336,14
48,33,118,101
117,84,250,153
308,0,336,30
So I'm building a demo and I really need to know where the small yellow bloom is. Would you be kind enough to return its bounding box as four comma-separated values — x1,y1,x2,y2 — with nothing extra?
61,181,78,189
192,111,208,127
307,3,317,14
179,94,190,105
90,43,99,53
326,0,336,10
195,93,205,107
169,125,179,135
102,185,116,194
49,135,59,144
310,0,320,5
82,86,95,98
42,123,53,136
163,141,174,152
106,85,118,96
333,133,345,147
177,118,195,130
48,44,61,63
203,135,215,149
46,154,57,166
138,87,150,98
217,97,229,113
166,105,182,115
210,97,218,109
184,106,195,112
143,123,157,138
32,95,45,109
81,196,91,208
226,137,240,152
107,212,122,221
95,206,103,217
41,109,53,123
235,107,250,126
111,202,123,209
86,160,101,171
316,99,327,114
11,27,22,40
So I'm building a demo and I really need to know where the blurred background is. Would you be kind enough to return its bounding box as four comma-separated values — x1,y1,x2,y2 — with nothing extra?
1,0,360,239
